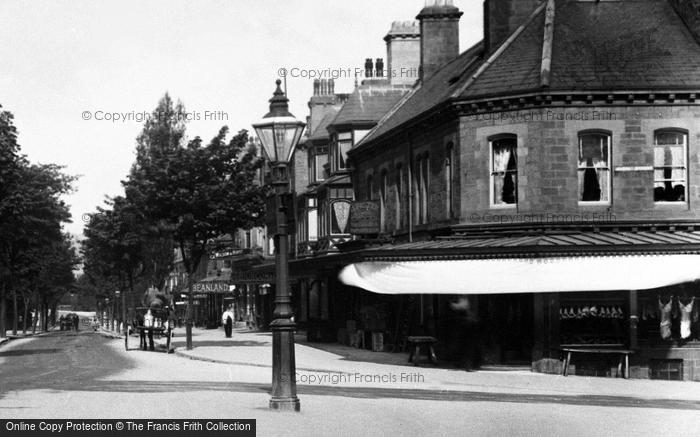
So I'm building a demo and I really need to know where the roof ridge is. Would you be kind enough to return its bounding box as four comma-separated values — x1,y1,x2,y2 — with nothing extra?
451,0,547,99
540,0,555,87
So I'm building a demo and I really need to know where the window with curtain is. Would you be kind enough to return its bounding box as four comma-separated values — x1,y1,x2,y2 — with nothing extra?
578,132,610,203
420,154,429,224
380,170,387,232
654,130,687,203
308,147,328,183
395,164,403,231
307,198,318,241
446,143,454,218
413,156,422,224
490,136,517,206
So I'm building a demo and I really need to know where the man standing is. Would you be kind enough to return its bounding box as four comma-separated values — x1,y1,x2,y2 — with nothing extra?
450,296,480,371
222,306,234,338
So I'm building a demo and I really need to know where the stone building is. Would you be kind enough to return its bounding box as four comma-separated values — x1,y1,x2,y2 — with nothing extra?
239,0,700,380
335,0,700,380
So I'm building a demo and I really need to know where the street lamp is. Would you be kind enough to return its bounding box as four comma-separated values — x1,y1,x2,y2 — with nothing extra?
253,79,305,412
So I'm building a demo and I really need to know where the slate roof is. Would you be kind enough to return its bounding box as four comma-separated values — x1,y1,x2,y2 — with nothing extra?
328,83,411,129
308,109,339,142
360,0,700,145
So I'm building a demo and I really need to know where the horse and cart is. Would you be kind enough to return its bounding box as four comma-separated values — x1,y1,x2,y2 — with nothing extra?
124,287,175,353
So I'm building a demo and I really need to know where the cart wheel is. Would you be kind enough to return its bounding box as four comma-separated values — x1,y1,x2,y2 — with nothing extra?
124,325,129,351
166,327,172,353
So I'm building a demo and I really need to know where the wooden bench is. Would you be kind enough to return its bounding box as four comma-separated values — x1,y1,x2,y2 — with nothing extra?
407,336,438,366
561,348,634,379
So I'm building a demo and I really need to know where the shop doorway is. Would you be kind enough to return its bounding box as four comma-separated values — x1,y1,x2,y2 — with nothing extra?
479,293,534,365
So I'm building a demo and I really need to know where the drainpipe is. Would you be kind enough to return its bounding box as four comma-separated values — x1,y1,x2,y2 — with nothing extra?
408,139,414,243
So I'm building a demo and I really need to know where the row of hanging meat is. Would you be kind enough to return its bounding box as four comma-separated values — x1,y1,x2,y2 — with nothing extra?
559,305,625,320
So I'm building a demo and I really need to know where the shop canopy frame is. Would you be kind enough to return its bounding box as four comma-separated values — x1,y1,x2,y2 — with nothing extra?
339,228,700,295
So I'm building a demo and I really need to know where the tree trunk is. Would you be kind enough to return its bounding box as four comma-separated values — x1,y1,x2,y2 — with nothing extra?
32,289,39,334
42,300,49,332
0,281,6,338
12,290,18,335
22,297,29,334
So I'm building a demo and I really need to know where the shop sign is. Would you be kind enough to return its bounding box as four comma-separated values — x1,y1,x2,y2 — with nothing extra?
349,201,380,235
189,282,231,293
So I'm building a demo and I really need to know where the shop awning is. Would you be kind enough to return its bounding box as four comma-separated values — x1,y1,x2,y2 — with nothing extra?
338,229,700,294
339,254,700,294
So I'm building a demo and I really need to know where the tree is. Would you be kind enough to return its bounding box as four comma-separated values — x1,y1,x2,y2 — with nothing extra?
124,95,267,349
0,106,77,335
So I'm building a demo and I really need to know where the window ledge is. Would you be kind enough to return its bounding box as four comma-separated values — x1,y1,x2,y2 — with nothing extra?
653,202,688,208
577,202,611,207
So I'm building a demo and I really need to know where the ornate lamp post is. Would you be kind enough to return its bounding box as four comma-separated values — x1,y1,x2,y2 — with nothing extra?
253,79,305,412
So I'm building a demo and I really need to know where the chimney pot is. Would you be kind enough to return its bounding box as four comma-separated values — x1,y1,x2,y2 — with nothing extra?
365,58,374,78
375,58,385,78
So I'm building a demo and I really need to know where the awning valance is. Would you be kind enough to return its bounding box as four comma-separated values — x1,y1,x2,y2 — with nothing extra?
339,254,700,294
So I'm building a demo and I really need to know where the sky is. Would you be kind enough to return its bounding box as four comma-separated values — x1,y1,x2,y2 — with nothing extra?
0,0,483,238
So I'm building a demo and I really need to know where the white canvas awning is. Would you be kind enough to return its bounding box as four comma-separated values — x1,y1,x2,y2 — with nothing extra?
338,254,700,294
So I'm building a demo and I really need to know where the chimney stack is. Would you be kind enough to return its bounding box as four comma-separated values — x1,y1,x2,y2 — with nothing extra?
416,0,463,81
384,21,421,85
669,0,700,43
313,79,320,96
328,78,335,94
484,0,541,54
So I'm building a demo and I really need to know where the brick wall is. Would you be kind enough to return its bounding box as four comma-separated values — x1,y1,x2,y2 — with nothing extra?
352,119,460,235
459,105,700,223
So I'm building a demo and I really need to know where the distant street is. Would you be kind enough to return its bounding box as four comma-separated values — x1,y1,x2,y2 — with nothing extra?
1,331,700,436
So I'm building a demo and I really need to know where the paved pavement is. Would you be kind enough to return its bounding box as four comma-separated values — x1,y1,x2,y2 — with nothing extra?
160,326,700,403
2,330,700,436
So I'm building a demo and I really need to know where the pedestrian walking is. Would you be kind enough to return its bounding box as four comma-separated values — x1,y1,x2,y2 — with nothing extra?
451,296,481,371
73,314,79,332
222,306,234,338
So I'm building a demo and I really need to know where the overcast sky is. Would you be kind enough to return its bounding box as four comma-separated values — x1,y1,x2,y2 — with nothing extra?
0,0,482,238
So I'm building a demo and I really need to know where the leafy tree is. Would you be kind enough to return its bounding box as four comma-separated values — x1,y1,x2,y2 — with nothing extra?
0,106,77,335
124,95,267,349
